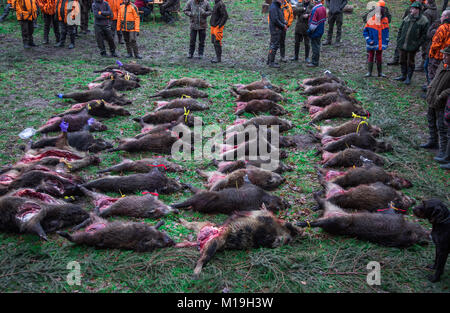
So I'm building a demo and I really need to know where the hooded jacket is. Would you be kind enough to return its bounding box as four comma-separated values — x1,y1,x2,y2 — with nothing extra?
426,62,450,110
117,1,140,32
183,0,212,30
269,0,286,33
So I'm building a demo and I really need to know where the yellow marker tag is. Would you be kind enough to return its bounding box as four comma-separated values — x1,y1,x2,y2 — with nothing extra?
125,73,130,81
87,103,91,110
64,196,75,200
60,158,72,169
356,121,369,134
184,107,190,122
352,112,367,120
306,220,311,229
181,94,191,99
119,190,125,198
95,100,102,104
110,75,114,80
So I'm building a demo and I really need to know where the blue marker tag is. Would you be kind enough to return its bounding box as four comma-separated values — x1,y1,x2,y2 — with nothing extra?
116,60,124,67
87,118,95,126
60,120,69,133
57,94,64,99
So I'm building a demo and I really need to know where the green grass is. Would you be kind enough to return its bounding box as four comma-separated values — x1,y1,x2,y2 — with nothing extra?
0,0,449,292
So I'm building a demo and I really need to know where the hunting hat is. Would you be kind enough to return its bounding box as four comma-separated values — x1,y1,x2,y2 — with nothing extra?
378,0,385,7
442,46,450,54
411,1,422,8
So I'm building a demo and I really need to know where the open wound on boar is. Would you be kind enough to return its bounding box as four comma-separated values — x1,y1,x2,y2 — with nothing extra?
0,196,88,240
322,148,385,168
164,77,212,89
322,128,392,153
16,148,84,166
175,207,303,278
234,88,285,102
57,215,174,251
108,130,179,153
39,111,107,133
322,181,415,213
92,69,140,83
300,82,355,95
197,166,285,191
317,119,381,138
297,195,429,248
171,183,289,214
98,157,183,174
235,100,287,116
154,98,209,112
82,167,181,194
317,165,412,189
149,87,208,99
56,100,130,118
9,188,64,204
310,101,369,123
79,186,176,218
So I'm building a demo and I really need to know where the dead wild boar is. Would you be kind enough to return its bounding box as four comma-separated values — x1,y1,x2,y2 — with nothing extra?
300,74,341,87
88,74,141,91
232,77,283,93
234,89,285,102
82,167,182,194
309,101,369,123
149,87,208,99
98,158,183,174
38,111,107,133
8,188,64,204
0,196,88,240
212,159,293,175
317,165,412,190
107,130,179,154
226,116,293,134
57,215,174,251
235,100,287,116
56,83,132,105
322,181,415,213
55,100,130,118
171,183,290,214
224,128,294,149
218,136,281,161
197,166,285,191
164,77,212,89
321,148,385,168
31,131,112,153
135,108,194,125
296,195,429,248
94,63,154,75
79,186,176,218
13,148,85,171
154,98,209,112
56,155,101,172
304,91,359,107
322,129,392,153
300,82,355,95
92,69,140,83
317,119,381,138
176,208,303,278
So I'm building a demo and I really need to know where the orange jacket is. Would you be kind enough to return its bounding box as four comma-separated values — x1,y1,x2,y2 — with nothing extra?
37,0,56,15
105,0,121,20
268,0,294,28
56,0,79,23
429,23,450,60
14,0,38,21
117,2,140,32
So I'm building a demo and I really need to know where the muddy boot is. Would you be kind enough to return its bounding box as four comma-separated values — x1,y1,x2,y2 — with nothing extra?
364,62,373,77
394,63,407,81
404,66,414,85
211,44,221,63
118,32,124,44
377,63,386,77
133,43,142,59
268,50,279,68
440,162,450,170
434,136,449,163
68,33,75,49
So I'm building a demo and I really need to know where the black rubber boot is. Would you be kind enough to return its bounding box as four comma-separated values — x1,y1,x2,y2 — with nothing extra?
420,140,438,149
377,63,386,77
434,135,449,163
394,63,407,81
211,44,221,63
404,66,414,85
364,62,373,77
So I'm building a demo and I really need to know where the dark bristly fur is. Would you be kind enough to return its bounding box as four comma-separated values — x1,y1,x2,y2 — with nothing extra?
149,87,208,99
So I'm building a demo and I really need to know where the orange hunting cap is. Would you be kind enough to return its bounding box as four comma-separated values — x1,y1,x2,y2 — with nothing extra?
378,0,385,6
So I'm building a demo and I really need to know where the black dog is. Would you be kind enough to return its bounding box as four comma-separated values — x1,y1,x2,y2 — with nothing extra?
413,199,450,282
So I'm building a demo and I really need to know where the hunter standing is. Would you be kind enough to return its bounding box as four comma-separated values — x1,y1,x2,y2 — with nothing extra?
37,0,60,44
363,0,389,78
105,0,124,43
267,0,287,68
307,0,327,67
92,0,117,57
14,0,39,48
394,1,429,85
184,0,212,59
160,0,180,24
117,0,141,59
80,0,92,33
323,0,347,45
210,0,228,63
292,0,314,63
278,0,293,62
427,10,450,82
55,0,80,49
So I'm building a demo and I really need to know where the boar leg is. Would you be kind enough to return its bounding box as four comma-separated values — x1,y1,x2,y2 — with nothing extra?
193,239,220,279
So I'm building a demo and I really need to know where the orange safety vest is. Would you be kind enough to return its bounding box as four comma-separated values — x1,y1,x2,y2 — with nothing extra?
117,2,140,32
429,23,450,60
14,0,38,21
105,0,121,20
36,0,56,15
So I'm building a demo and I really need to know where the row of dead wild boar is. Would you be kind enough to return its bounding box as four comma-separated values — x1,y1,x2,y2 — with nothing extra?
0,65,445,280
